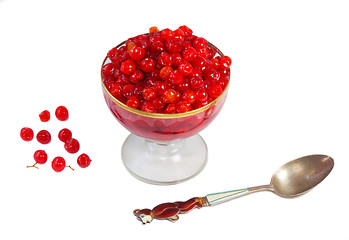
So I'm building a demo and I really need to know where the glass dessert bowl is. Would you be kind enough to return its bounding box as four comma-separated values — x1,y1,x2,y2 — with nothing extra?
101,28,230,185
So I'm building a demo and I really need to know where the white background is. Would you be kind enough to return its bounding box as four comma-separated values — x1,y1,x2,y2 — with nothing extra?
1,0,348,239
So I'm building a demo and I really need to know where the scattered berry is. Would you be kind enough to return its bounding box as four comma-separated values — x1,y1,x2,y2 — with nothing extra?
36,130,51,144
77,153,92,168
20,127,34,141
27,150,48,169
39,110,50,122
55,106,69,121
64,138,80,154
58,128,72,142
52,156,74,172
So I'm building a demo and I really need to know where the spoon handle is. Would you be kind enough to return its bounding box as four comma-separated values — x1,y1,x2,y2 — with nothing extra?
204,185,271,206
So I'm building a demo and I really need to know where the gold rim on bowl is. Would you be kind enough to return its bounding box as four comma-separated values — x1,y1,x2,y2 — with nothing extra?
101,40,230,119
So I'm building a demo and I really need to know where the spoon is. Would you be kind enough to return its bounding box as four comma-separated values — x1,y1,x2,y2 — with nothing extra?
133,154,334,224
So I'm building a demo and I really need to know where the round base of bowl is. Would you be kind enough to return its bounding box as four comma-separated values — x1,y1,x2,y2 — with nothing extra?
121,134,208,185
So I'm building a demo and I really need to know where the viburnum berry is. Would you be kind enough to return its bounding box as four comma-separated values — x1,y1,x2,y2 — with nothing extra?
139,58,155,72
120,59,136,75
220,56,232,69
126,95,140,109
129,46,145,61
182,90,196,104
39,110,50,122
64,138,80,154
193,37,207,50
27,150,48,169
55,106,69,121
208,84,223,99
158,52,173,66
20,127,34,141
162,89,178,103
140,101,155,113
36,130,51,144
77,153,92,168
182,47,197,62
58,128,72,142
176,101,191,113
178,61,193,76
52,156,74,172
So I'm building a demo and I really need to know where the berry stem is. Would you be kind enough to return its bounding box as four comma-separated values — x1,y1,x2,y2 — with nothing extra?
27,162,39,169
66,165,75,171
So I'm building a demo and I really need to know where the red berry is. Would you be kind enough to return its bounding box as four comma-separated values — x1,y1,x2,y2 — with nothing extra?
178,25,193,37
39,110,50,122
77,153,92,168
52,156,74,172
151,41,165,52
36,130,51,144
129,70,144,84
166,39,183,53
55,106,69,121
129,46,145,61
160,28,174,40
195,89,209,102
120,59,136,75
64,138,80,154
164,103,176,113
173,28,185,42
176,101,191,113
126,95,140,109
152,81,166,95
182,47,197,61
204,68,220,83
33,150,48,164
142,88,156,101
139,58,155,72
168,70,183,85
162,89,178,103
158,52,173,66
178,61,193,76
58,128,72,142
20,127,34,141
190,77,204,90
101,63,115,77
220,56,232,69
193,37,207,50
122,84,135,98
159,66,173,81
208,84,223,98
182,90,196,104
149,26,159,33
140,101,155,113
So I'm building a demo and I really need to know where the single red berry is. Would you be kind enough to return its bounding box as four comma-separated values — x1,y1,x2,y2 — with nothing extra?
55,106,69,121
162,89,178,103
101,63,115,77
64,138,80,154
164,103,176,113
166,39,183,53
173,28,185,42
122,84,135,98
152,81,167,95
192,56,209,71
220,56,232,69
208,84,223,98
77,153,92,168
192,37,207,50
33,150,48,164
139,58,155,72
168,70,183,85
36,130,51,144
58,128,72,142
182,90,196,104
20,127,34,141
178,25,193,37
170,53,183,66
129,46,145,61
195,89,209,102
126,95,140,109
159,66,173,81
176,101,191,113
120,59,136,75
182,47,197,62
142,88,156,101
140,101,155,113
178,61,193,76
204,68,220,83
151,41,165,52
152,97,166,112
129,70,144,84
51,156,74,172
158,52,173,66
160,28,174,40
190,77,205,90
39,110,50,122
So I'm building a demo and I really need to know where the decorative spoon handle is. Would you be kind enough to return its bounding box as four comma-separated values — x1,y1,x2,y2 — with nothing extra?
133,185,271,224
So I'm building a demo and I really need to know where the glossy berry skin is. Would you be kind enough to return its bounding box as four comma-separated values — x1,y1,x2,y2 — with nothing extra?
64,138,80,154
162,89,178,103
58,128,72,142
219,56,232,69
129,46,145,61
142,88,156,101
33,150,48,164
20,127,34,141
51,156,66,172
36,130,51,144
120,59,136,75
55,106,69,121
139,58,155,73
77,153,92,168
39,110,50,122
126,95,140,109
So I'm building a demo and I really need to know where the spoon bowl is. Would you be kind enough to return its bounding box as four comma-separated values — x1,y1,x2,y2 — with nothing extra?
270,155,334,198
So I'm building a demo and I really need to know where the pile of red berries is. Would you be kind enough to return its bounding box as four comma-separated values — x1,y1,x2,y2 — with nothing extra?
102,26,231,114
20,106,92,172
